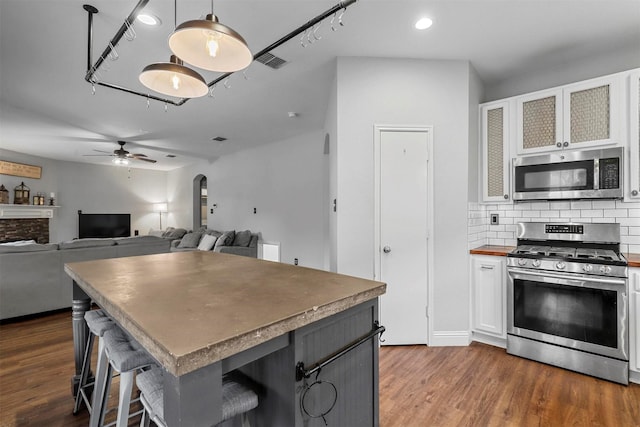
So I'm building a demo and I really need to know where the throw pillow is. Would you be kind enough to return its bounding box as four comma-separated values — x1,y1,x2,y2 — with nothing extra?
233,230,252,247
213,230,235,250
197,234,217,251
177,232,203,248
164,228,187,239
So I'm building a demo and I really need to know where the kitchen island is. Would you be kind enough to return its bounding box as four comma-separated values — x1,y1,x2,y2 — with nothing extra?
65,251,386,426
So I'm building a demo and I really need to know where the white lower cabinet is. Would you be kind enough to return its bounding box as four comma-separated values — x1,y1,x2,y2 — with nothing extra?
630,268,640,382
471,255,506,344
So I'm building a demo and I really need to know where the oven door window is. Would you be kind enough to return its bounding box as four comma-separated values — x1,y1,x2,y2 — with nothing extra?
514,160,594,193
513,278,617,348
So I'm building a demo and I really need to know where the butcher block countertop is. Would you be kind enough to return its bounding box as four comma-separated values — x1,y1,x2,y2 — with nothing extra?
627,253,640,268
469,245,515,257
65,251,386,376
470,245,640,268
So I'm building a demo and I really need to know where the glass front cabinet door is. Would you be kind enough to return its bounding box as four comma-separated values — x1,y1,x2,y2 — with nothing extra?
481,101,511,203
516,75,622,155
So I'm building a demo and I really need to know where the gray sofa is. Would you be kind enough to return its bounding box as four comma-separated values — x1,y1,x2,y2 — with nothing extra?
0,236,171,320
170,229,259,258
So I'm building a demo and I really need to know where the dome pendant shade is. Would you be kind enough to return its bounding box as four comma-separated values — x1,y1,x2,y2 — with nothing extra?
169,14,252,73
139,55,208,98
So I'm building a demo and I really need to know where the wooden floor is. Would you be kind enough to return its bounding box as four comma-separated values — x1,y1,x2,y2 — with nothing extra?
1,311,639,427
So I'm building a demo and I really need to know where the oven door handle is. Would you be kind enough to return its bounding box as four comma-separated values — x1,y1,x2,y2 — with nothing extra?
507,267,627,287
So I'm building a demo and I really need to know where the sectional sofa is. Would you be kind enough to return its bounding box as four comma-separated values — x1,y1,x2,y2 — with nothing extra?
0,236,171,320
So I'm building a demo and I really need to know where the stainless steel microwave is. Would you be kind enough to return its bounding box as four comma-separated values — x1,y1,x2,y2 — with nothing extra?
512,147,623,201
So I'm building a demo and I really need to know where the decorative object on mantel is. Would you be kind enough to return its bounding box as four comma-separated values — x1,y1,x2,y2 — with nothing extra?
49,192,55,206
32,192,46,206
13,182,30,205
0,160,42,179
0,185,8,204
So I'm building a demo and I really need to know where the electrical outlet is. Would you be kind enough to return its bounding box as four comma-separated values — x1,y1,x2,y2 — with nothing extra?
294,258,298,265
254,207,257,214
134,230,139,236
210,208,213,214
490,213,499,225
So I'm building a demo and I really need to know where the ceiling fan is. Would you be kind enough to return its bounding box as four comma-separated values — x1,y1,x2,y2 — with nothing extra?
84,141,157,164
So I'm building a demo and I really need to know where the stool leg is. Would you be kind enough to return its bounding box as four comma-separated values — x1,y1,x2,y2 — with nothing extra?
73,333,95,414
241,412,251,427
116,371,134,427
89,349,111,427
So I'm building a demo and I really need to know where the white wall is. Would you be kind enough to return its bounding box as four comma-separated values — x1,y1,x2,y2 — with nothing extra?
167,131,327,269
0,149,168,242
334,57,473,339
484,42,640,101
324,72,339,272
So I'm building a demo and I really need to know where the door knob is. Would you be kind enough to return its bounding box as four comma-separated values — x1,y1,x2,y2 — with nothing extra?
383,246,391,253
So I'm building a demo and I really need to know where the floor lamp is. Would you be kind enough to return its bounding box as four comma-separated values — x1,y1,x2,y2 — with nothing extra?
153,203,168,229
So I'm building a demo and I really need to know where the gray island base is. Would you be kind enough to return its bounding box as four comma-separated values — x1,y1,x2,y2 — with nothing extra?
66,251,386,426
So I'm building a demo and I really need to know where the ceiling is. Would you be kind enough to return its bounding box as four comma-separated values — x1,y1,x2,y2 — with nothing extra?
1,0,639,171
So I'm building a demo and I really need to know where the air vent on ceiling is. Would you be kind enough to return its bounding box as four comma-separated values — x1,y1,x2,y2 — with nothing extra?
212,136,227,142
166,154,176,158
255,52,288,70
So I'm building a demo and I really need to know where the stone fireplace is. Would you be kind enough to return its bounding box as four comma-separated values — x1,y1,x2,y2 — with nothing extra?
0,205,55,243
0,218,50,243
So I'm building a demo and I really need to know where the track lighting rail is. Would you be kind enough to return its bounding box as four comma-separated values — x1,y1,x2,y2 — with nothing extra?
84,0,357,107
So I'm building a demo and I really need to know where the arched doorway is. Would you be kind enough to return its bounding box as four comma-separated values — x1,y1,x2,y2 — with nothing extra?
193,175,207,229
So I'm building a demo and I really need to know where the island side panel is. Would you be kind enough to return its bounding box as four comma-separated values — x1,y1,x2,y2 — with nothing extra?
71,281,91,396
294,299,380,426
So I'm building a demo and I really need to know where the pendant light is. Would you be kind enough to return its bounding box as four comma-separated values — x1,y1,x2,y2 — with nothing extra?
168,1,252,73
139,55,208,98
139,1,208,98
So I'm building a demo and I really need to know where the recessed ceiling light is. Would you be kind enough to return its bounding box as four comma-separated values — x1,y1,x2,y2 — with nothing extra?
415,17,433,30
137,13,161,26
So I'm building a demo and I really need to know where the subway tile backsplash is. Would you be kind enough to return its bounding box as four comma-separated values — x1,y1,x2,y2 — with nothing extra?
468,201,640,253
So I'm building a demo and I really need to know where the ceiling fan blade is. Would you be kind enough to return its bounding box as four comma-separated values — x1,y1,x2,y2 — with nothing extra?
135,157,157,163
132,153,148,157
92,149,113,154
83,154,113,157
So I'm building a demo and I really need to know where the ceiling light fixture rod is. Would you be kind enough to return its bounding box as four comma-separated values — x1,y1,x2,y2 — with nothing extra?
203,0,357,94
83,0,357,107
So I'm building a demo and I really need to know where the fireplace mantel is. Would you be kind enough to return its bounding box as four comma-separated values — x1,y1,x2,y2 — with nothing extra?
0,204,59,219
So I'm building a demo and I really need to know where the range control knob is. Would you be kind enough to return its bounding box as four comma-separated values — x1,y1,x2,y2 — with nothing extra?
599,265,612,274
583,264,593,273
532,259,541,267
555,262,566,270
518,258,528,266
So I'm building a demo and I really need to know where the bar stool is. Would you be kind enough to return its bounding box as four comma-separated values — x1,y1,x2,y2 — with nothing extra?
73,309,116,415
136,366,259,427
91,326,155,427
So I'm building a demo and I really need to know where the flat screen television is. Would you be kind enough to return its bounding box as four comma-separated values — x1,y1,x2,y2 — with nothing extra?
78,213,131,239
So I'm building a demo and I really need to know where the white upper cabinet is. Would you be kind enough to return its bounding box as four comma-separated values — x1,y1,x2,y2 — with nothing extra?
516,75,622,155
480,101,511,203
628,70,640,199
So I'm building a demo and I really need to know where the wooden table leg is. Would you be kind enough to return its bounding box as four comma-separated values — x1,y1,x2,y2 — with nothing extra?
71,281,91,396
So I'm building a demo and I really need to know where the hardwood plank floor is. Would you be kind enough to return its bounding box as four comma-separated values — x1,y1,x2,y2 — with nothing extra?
1,311,639,426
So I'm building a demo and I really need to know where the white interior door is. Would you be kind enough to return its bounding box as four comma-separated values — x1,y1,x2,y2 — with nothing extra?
377,128,430,345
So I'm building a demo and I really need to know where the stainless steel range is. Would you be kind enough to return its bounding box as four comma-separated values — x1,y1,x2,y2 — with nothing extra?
506,222,629,384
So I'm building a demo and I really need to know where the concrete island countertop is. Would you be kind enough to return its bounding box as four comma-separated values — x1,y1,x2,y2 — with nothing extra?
65,251,386,377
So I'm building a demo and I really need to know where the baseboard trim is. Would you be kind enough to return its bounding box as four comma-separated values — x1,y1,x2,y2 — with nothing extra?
430,330,471,347
630,370,640,385
471,331,506,349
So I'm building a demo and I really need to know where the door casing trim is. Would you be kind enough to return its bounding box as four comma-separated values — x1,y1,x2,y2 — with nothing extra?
373,124,435,345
